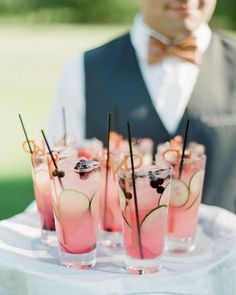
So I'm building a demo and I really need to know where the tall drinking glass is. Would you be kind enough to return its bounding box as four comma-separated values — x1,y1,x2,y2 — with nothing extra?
51,158,101,269
31,153,56,245
167,154,206,252
118,162,172,274
157,138,206,252
99,152,123,247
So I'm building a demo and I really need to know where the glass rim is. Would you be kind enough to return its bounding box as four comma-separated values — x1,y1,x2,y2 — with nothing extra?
179,153,206,164
160,150,206,164
118,161,172,178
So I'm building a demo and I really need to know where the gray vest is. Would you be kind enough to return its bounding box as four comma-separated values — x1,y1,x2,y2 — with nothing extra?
84,32,236,212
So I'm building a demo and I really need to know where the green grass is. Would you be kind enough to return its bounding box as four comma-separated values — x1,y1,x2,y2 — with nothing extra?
0,24,128,178
0,24,127,219
0,177,34,219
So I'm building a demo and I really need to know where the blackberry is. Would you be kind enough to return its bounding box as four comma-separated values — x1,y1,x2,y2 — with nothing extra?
79,172,90,180
156,186,164,194
150,180,158,188
156,178,164,185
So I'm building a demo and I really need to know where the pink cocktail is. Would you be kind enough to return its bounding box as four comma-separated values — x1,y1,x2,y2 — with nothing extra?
99,134,153,247
157,136,206,252
31,153,55,244
98,151,123,247
51,157,101,268
118,163,172,274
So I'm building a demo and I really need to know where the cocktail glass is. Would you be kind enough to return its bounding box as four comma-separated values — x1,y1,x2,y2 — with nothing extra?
77,138,103,160
122,138,154,165
51,157,101,268
157,138,206,253
99,152,123,247
31,153,56,245
118,162,172,274
98,134,153,247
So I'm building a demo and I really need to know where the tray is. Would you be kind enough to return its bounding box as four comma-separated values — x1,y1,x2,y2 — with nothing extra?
0,204,236,295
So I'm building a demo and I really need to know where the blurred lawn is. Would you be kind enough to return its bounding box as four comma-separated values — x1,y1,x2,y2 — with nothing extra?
0,24,127,219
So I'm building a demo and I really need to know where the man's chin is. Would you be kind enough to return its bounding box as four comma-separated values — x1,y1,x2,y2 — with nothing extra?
168,16,202,35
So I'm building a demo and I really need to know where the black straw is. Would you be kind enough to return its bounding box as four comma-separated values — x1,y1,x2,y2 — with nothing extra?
62,107,67,146
18,114,33,154
103,112,111,229
41,130,64,189
178,119,190,179
41,130,58,170
127,121,143,259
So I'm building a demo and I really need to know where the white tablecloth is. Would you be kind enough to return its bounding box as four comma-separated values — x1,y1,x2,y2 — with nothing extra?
0,204,236,295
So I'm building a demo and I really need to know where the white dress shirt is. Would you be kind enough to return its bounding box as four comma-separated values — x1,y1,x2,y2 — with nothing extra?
48,15,212,144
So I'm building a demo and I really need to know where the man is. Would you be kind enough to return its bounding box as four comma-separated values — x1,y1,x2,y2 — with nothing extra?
48,0,236,212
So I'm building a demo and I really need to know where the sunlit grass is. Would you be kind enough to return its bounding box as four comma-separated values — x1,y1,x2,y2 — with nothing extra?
0,24,128,179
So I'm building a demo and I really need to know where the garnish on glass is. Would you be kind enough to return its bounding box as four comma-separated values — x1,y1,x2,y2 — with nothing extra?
18,114,34,155
41,130,65,189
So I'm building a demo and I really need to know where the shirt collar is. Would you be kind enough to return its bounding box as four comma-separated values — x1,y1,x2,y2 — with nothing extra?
130,14,212,62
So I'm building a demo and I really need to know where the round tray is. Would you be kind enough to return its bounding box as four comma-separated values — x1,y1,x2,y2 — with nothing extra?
0,204,236,295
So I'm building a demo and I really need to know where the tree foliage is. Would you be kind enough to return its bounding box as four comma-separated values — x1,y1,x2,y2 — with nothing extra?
0,0,235,28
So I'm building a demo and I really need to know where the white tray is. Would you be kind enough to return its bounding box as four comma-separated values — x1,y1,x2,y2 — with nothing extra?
0,204,236,295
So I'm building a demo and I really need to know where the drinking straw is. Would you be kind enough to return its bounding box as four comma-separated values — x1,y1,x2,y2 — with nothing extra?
18,114,33,154
41,130,64,189
103,112,111,229
62,107,67,146
127,121,143,259
184,107,189,122
41,130,66,242
178,118,190,179
41,130,58,171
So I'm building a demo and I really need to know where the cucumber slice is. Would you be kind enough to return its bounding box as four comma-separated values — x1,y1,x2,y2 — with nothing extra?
182,169,205,209
52,198,60,221
90,192,98,217
122,211,131,228
59,189,90,216
182,192,199,210
119,188,127,212
158,183,171,206
189,169,205,197
140,206,167,257
140,205,167,228
169,179,189,208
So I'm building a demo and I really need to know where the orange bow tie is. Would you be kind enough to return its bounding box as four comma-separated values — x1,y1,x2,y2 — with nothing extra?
148,35,201,65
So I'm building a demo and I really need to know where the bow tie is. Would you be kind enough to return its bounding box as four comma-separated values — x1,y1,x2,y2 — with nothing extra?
148,35,201,65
